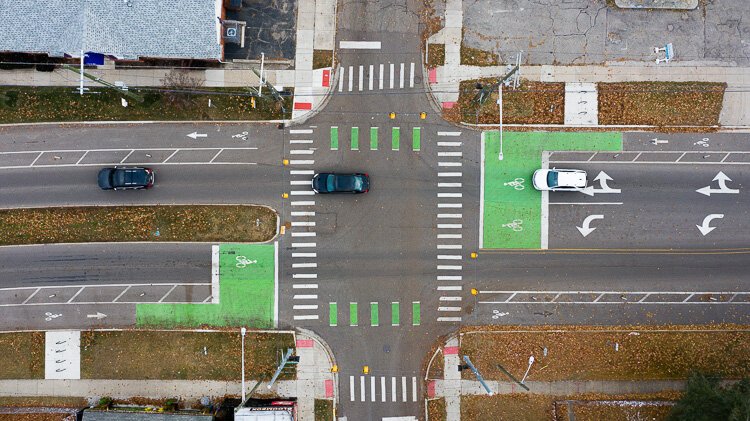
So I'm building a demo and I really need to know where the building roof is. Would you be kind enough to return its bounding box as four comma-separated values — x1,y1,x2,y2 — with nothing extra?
0,0,222,60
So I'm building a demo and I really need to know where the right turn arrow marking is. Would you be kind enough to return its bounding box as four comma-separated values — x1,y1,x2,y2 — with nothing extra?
577,214,604,237
697,214,724,236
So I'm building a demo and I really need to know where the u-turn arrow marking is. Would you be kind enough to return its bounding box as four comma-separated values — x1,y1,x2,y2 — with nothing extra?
697,214,724,236
577,214,604,237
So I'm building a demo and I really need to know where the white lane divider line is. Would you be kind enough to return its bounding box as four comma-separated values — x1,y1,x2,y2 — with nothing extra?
348,66,354,92
291,232,316,237
389,63,395,89
338,66,344,92
438,234,462,239
399,63,405,89
369,64,374,90
292,263,318,268
379,64,384,89
409,62,415,88
340,41,381,49
291,211,315,216
292,252,317,258
358,65,364,91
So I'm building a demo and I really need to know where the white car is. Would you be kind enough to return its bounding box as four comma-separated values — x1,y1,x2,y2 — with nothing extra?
532,168,587,191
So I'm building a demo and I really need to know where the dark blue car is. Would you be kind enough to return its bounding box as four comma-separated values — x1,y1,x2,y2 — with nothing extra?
312,173,369,194
98,167,155,190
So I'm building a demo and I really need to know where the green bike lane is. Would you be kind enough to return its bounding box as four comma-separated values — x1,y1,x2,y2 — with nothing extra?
481,131,622,249
136,243,277,328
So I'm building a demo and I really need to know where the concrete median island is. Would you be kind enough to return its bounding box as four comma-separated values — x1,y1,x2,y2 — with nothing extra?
0,205,278,245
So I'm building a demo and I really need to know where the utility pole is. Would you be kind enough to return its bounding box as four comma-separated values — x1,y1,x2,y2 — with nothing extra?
462,356,493,395
267,348,294,389
258,52,265,96
79,50,85,96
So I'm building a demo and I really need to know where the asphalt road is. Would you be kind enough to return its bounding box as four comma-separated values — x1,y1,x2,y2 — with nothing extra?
0,3,749,421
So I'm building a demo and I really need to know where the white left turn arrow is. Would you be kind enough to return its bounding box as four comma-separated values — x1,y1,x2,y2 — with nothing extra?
577,214,604,237
696,214,724,236
86,312,107,320
187,132,207,139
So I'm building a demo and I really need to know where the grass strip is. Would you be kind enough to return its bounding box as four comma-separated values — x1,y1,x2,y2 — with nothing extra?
314,399,334,421
461,392,680,421
427,398,447,421
80,330,295,380
598,82,726,126
0,205,277,245
0,86,291,124
444,79,564,125
0,332,44,379
459,325,750,381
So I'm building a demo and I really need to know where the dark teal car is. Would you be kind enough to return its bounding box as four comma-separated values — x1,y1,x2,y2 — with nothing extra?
312,173,369,194
98,167,154,190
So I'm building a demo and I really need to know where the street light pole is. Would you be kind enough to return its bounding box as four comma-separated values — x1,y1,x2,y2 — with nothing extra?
240,327,246,401
520,355,535,384
497,83,503,161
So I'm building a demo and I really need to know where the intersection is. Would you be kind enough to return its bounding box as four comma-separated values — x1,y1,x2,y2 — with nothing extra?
0,0,749,419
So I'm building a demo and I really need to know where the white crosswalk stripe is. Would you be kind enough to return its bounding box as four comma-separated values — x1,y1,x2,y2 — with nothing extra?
347,375,418,402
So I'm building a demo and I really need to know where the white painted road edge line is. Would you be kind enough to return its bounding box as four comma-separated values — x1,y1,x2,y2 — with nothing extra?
274,241,279,328
551,202,624,205
479,132,486,249
211,245,219,304
541,151,550,250
340,41,382,49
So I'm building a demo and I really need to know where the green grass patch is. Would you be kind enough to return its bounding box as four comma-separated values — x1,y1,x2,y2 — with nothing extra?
313,50,334,70
81,330,294,380
137,243,276,328
444,79,564,125
0,332,44,379
0,205,277,245
460,326,750,381
427,43,445,67
460,45,500,66
598,82,726,126
0,86,291,124
427,398,447,421
314,399,334,421
482,131,621,249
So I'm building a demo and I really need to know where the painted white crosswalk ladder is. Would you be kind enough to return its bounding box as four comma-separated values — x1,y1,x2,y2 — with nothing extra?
347,375,418,402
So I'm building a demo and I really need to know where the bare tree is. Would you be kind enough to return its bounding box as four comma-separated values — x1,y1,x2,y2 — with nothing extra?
161,70,204,110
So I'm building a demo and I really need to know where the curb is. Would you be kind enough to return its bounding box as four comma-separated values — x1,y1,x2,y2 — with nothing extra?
295,327,339,410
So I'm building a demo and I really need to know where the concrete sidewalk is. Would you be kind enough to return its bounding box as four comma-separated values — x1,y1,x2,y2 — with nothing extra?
427,0,750,127
0,330,337,421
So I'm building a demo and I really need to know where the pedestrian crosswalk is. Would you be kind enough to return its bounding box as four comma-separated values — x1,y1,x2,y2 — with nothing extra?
338,62,418,92
435,131,465,323
328,301,420,327
287,128,320,322
347,375,419,402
